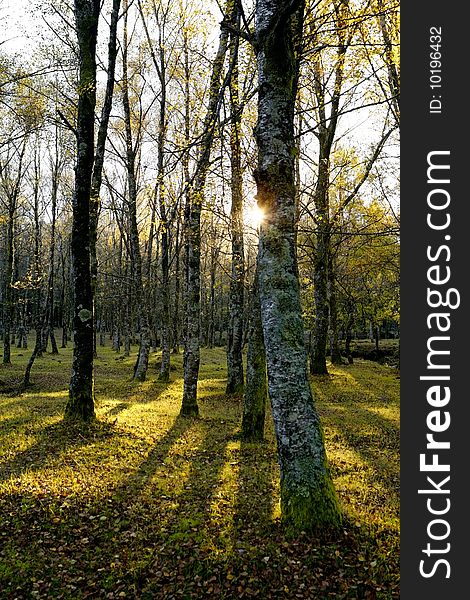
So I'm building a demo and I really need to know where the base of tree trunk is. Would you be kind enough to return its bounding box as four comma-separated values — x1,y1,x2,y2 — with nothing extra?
226,381,244,396
281,479,342,532
64,392,95,422
331,352,343,366
179,403,199,417
310,360,329,375
158,368,170,383
241,413,265,441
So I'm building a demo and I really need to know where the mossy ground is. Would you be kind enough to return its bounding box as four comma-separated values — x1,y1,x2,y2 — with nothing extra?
0,337,399,599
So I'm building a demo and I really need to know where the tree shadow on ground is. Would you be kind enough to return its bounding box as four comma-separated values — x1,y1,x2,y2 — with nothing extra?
0,419,117,484
232,437,277,539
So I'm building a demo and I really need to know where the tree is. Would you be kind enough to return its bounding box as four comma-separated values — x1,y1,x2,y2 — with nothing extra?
121,0,152,382
241,267,267,440
65,0,100,421
90,0,121,357
254,0,341,529
180,0,232,416
226,4,245,395
1,136,28,365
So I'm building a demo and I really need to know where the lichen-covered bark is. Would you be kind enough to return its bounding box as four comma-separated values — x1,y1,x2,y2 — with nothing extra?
254,0,341,530
241,270,266,440
226,15,245,395
66,0,100,421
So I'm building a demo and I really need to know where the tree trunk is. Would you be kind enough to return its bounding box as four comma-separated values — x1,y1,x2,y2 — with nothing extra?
226,12,245,395
121,2,151,382
172,215,181,354
345,313,354,364
328,252,342,365
310,142,330,375
2,140,26,364
3,207,14,365
157,65,170,381
90,0,121,359
241,269,266,440
254,0,341,530
65,0,100,421
45,149,59,355
181,7,231,416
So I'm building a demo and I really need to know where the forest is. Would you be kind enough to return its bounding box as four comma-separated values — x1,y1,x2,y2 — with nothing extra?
0,0,399,598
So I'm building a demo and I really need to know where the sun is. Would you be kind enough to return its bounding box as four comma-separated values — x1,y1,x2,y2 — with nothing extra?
245,203,265,230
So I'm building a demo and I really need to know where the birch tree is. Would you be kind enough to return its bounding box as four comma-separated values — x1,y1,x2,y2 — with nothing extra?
254,0,341,529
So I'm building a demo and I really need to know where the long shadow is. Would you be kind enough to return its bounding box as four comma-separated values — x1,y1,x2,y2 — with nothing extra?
103,402,131,417
96,376,178,407
110,413,194,500
127,412,236,595
0,419,118,484
318,401,399,509
232,437,277,539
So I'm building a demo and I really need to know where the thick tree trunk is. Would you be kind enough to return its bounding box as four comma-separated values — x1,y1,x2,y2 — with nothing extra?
241,270,266,440
254,0,341,530
65,0,100,421
226,15,245,395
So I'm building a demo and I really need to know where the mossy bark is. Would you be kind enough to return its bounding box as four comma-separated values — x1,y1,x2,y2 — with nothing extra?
241,270,266,440
254,0,341,530
66,0,100,421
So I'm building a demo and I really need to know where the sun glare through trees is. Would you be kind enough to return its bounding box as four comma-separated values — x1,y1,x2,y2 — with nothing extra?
1,0,400,597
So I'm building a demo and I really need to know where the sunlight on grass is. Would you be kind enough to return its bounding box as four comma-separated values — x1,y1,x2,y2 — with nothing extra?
1,341,400,598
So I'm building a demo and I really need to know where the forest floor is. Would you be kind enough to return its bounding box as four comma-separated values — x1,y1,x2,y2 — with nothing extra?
0,340,399,599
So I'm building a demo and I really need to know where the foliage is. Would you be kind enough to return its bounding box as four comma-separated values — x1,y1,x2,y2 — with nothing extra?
1,340,398,598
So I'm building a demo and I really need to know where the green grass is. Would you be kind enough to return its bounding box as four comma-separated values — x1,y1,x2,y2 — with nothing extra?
0,337,399,599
